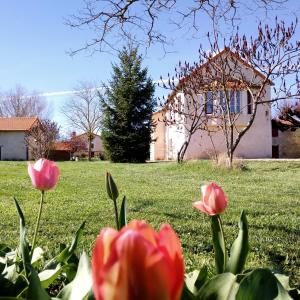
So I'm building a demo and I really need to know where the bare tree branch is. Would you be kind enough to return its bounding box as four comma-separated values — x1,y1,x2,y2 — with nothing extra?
61,82,102,161
66,0,292,55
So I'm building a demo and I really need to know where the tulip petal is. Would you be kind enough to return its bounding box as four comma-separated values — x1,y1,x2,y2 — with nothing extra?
28,164,41,189
92,228,119,300
126,220,158,247
193,201,216,215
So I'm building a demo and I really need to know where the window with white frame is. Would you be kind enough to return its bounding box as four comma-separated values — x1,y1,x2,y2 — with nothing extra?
219,90,241,113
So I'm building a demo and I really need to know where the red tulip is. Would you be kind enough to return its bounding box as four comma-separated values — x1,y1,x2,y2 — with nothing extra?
28,159,59,191
193,182,227,215
92,220,184,300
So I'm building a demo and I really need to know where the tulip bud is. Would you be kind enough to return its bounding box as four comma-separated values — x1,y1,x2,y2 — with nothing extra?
193,182,227,216
28,159,59,191
105,172,119,201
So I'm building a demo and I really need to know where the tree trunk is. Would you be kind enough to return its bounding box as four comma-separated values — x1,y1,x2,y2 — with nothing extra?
228,150,233,168
177,133,192,163
177,141,188,163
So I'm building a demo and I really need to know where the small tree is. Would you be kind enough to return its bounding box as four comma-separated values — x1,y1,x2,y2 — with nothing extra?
101,46,155,162
162,19,300,166
61,82,102,161
68,132,88,157
0,85,49,118
25,119,60,160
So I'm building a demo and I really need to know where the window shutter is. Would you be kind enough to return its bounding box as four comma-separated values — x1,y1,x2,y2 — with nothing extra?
247,91,252,114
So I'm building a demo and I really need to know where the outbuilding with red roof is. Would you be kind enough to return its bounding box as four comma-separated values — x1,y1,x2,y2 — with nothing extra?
0,117,39,160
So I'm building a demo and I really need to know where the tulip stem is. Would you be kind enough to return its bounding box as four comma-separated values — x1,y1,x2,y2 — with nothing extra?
31,191,44,253
211,215,227,274
113,199,119,230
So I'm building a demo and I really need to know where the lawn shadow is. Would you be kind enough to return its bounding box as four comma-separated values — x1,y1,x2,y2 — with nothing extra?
130,200,154,212
250,223,300,236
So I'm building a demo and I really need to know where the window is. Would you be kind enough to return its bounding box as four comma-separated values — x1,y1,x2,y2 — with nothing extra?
91,143,94,149
247,91,253,114
205,91,214,114
219,91,226,112
219,91,241,113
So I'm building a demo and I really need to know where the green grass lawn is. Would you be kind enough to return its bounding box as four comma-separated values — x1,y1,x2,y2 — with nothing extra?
0,160,299,284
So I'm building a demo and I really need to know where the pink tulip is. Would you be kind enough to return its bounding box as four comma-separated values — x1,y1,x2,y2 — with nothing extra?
193,182,227,215
92,220,184,300
28,159,59,191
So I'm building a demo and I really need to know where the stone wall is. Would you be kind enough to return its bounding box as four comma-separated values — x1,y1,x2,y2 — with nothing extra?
277,130,300,158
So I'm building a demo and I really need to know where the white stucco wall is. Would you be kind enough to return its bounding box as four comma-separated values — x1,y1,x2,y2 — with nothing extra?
163,87,272,160
184,89,272,159
0,131,28,160
92,135,103,152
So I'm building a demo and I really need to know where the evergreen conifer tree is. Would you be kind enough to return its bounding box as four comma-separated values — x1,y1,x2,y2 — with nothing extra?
101,47,155,162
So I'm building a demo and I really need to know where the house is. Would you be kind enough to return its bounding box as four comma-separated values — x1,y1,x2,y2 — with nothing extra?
0,117,39,160
150,49,272,160
72,132,103,158
272,114,300,158
48,141,72,161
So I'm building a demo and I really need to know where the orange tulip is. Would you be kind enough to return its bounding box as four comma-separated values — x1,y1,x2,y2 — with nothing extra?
28,159,59,191
92,220,184,300
193,182,227,215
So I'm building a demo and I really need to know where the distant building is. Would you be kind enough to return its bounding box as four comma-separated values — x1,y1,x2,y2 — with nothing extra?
49,141,72,161
71,132,103,158
0,117,39,160
272,119,300,158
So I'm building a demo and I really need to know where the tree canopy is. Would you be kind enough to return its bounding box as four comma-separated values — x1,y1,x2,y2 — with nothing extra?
101,47,155,162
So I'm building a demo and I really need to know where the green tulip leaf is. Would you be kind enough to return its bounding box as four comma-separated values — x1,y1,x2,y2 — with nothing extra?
0,244,12,257
185,266,208,296
236,268,292,300
180,282,196,300
225,210,249,275
106,172,119,201
27,266,51,300
39,264,64,288
31,247,44,267
211,215,227,274
13,198,30,278
118,196,127,229
197,272,239,300
43,221,85,270
57,252,92,300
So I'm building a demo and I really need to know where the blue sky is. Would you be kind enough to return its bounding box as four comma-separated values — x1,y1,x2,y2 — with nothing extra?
0,1,299,133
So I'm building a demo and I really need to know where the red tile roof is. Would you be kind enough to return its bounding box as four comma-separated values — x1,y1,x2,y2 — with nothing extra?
52,141,71,151
0,117,39,131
